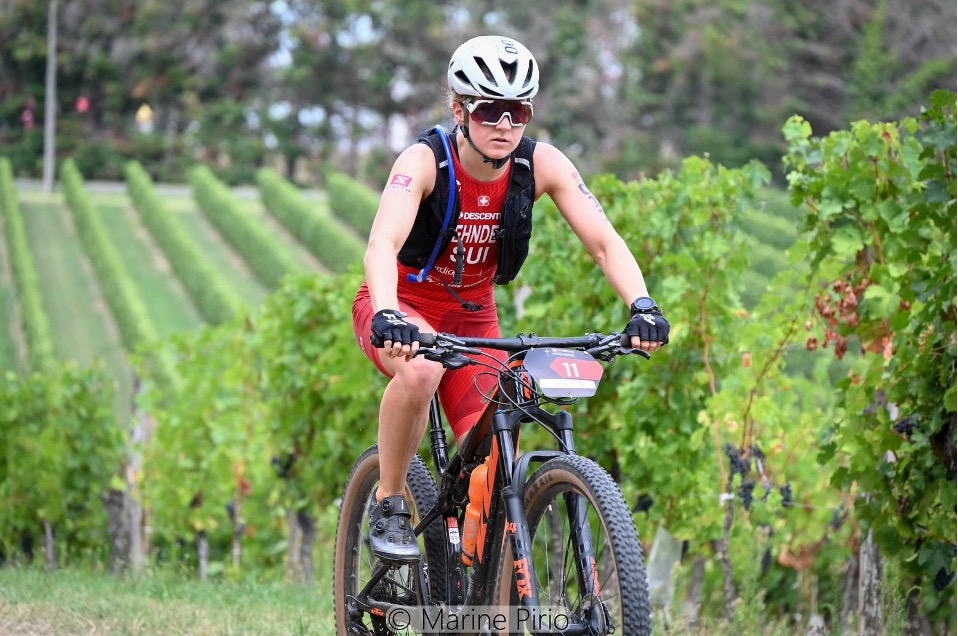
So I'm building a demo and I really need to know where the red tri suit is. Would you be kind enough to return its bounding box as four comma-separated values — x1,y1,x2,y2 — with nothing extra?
353,147,511,440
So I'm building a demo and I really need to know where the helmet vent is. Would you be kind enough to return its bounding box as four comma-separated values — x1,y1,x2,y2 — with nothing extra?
477,85,504,98
521,61,535,88
474,57,496,83
501,60,518,83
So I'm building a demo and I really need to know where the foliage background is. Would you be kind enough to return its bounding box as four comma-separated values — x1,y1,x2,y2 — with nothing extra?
0,0,954,184
0,1,954,633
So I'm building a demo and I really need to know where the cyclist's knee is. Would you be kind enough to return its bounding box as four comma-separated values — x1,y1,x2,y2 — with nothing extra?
389,357,443,399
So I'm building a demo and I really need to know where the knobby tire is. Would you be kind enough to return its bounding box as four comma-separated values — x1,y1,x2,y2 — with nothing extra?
497,454,652,636
333,445,447,635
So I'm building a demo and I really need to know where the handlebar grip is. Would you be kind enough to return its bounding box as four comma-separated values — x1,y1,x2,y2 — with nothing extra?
619,333,653,359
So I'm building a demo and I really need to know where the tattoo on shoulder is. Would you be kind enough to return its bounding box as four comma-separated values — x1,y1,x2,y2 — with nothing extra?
573,172,609,220
385,173,413,194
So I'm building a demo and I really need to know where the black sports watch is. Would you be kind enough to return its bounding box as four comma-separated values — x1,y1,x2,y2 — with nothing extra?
630,296,659,315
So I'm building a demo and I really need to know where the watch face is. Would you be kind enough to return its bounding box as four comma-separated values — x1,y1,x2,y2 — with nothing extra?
633,297,657,313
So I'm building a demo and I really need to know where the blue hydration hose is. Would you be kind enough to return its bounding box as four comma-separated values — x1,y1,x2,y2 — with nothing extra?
407,125,457,283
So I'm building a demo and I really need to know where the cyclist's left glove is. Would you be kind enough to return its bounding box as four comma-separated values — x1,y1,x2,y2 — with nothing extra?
371,309,420,348
625,297,670,345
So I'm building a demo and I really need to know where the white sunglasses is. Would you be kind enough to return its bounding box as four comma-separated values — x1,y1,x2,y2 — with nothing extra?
465,99,534,127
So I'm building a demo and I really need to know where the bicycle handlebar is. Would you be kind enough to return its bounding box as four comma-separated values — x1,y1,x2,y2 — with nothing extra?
414,331,652,361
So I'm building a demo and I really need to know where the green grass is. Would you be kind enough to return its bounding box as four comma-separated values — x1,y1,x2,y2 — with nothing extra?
0,566,334,636
757,187,807,223
739,208,800,251
736,188,804,310
748,240,789,280
164,196,270,306
94,192,204,337
236,197,328,274
18,190,131,417
740,268,772,310
0,564,827,636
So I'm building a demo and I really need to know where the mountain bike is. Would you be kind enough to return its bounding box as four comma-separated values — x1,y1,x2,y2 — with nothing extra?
334,331,652,635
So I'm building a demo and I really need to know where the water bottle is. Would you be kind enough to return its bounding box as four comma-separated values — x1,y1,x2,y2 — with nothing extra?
461,462,488,566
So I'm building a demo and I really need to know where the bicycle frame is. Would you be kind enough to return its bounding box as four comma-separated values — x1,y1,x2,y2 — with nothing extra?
353,340,614,635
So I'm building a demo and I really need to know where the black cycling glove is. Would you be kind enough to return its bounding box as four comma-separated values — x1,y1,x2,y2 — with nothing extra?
371,309,420,347
625,309,671,345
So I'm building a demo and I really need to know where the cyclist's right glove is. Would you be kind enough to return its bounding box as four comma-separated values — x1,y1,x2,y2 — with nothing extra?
371,309,420,348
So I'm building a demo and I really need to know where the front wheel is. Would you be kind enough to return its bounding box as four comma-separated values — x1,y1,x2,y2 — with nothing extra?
499,454,652,635
333,445,447,635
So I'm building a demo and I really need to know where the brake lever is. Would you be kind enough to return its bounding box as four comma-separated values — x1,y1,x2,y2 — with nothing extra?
620,346,652,359
614,335,651,359
416,348,476,370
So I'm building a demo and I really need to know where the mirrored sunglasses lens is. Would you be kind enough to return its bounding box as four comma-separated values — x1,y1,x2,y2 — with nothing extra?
471,101,532,125
509,103,533,124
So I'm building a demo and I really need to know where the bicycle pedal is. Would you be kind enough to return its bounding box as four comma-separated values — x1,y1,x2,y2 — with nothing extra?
347,621,374,635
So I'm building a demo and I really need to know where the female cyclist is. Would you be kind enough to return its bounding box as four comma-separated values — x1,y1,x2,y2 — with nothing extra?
352,35,671,563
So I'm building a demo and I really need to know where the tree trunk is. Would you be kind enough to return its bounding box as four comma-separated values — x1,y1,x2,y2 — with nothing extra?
718,484,738,621
231,496,245,569
297,509,316,583
286,508,302,582
43,520,56,570
804,571,826,635
904,584,935,636
841,553,860,636
128,374,154,573
142,507,153,557
128,487,144,573
101,488,129,575
806,613,827,636
197,531,209,581
682,556,707,629
858,530,884,636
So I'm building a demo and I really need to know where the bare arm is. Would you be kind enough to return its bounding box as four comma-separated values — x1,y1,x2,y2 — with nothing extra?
364,144,436,313
533,143,651,306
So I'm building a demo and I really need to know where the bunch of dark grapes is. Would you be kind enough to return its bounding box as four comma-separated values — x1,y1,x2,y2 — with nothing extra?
934,567,954,592
780,483,793,508
893,416,920,439
633,493,654,514
761,547,773,575
724,443,751,479
831,507,846,531
740,479,756,511
271,452,297,479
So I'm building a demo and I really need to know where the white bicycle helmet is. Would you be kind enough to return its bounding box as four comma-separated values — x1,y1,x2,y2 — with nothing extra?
448,35,539,101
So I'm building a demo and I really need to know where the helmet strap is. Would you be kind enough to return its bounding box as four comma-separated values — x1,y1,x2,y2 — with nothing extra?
459,119,510,170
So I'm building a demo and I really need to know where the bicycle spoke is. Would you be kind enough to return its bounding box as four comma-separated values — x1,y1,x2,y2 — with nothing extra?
335,448,444,636
519,457,650,634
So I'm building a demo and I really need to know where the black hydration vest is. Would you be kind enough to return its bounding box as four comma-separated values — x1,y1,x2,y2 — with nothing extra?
397,127,536,286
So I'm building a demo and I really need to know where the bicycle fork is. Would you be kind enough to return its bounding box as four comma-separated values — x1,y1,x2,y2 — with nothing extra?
493,409,609,635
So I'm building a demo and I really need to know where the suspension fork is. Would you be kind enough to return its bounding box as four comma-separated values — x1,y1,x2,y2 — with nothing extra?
553,409,603,598
491,410,543,613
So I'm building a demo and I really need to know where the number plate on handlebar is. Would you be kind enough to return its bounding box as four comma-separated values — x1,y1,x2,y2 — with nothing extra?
524,348,604,398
